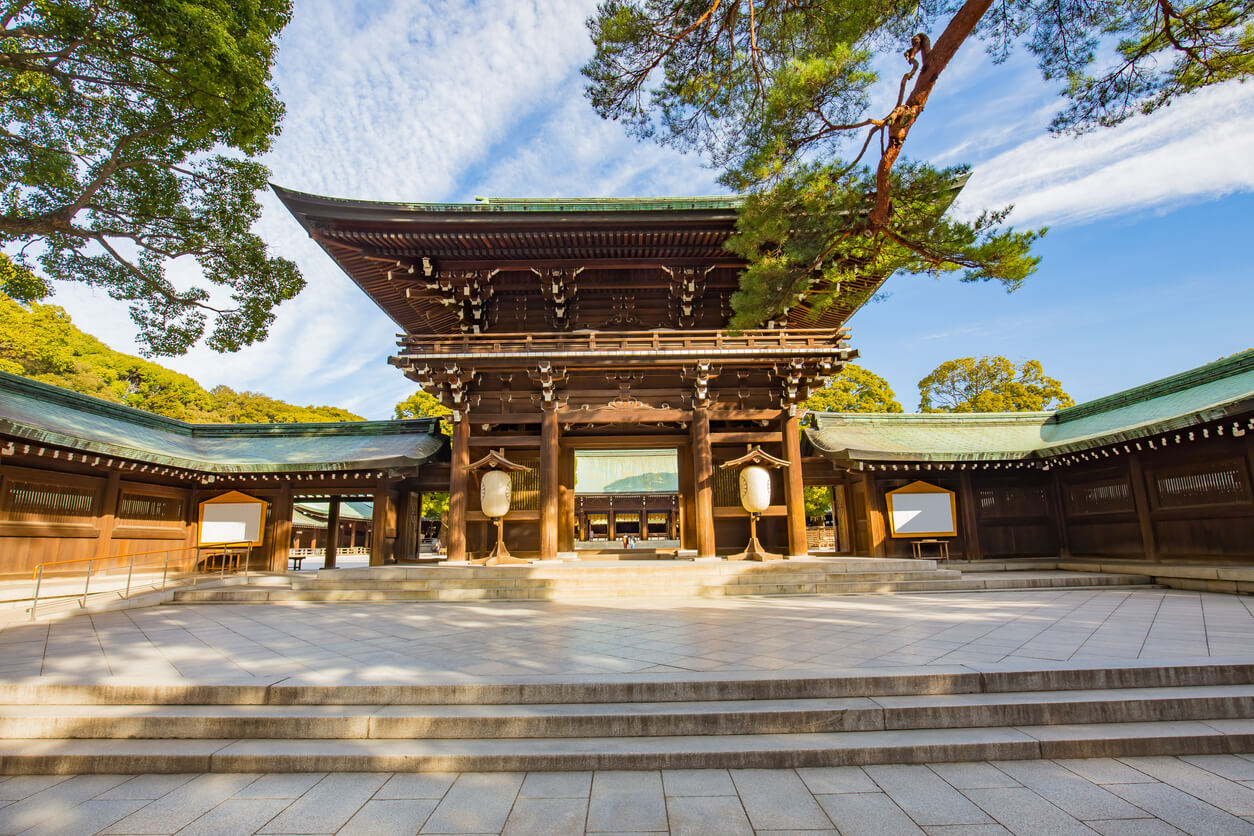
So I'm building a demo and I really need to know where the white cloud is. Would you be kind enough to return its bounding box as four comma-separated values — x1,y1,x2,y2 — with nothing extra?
957,81,1254,227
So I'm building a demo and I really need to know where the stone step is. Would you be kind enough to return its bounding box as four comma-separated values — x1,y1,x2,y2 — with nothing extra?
3,719,1253,774
288,569,965,590
318,559,939,581
2,685,1250,740
5,663,1250,706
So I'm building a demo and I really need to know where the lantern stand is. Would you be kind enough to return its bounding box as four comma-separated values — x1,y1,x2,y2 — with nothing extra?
720,446,791,562
465,449,532,566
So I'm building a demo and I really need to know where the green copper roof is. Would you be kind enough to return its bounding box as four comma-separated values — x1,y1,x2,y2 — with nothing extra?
0,372,445,474
272,184,742,216
807,349,1254,463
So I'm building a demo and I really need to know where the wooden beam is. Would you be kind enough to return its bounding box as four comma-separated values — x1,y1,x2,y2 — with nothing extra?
94,470,122,557
1127,453,1158,562
447,418,470,561
540,408,559,559
691,405,716,557
957,471,982,561
710,431,782,444
324,496,340,569
781,412,808,557
272,481,293,572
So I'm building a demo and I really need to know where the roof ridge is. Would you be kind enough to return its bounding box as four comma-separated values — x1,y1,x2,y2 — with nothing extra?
1056,348,1254,423
0,370,439,437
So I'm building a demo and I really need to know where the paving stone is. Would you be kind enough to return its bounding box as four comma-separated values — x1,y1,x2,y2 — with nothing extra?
376,773,458,799
519,771,592,798
666,795,753,836
259,772,387,834
587,770,667,832
1119,756,1254,816
103,773,261,835
230,772,326,799
1181,755,1254,781
866,764,992,826
0,774,129,835
922,826,1013,835
15,799,148,836
731,768,833,830
1104,781,1254,835
1054,758,1156,785
816,792,924,835
797,766,878,794
422,772,524,834
1087,819,1187,836
502,797,586,836
992,759,1147,820
0,776,68,802
96,775,197,801
176,798,292,836
662,769,736,797
929,763,1021,790
962,787,1095,836
338,799,440,836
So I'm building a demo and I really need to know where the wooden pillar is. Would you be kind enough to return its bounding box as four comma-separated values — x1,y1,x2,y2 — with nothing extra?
676,443,695,549
1128,454,1158,562
324,496,340,569
558,446,575,552
371,479,397,566
447,417,470,561
691,405,716,557
272,482,293,572
540,408,560,559
781,411,807,557
1048,471,1071,558
863,472,888,557
412,491,422,560
95,470,122,557
958,471,983,561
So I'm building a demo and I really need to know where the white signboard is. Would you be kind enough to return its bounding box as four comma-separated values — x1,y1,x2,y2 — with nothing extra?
199,501,265,545
886,482,957,538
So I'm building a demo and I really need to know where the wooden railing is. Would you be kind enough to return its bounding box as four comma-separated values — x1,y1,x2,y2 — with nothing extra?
396,328,850,357
28,542,251,621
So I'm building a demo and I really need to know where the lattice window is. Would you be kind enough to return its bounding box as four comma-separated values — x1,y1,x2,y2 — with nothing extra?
713,468,739,506
1154,460,1250,508
0,479,96,523
1065,478,1134,516
978,484,1049,518
509,469,540,511
117,492,184,527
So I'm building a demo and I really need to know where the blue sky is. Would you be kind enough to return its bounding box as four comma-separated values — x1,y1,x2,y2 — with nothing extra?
48,0,1254,418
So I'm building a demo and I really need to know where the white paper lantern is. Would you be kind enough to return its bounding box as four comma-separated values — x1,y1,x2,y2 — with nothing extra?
480,470,513,518
739,465,772,514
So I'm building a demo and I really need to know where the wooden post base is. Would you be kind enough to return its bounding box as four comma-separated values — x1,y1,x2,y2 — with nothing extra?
470,519,530,566
726,515,782,561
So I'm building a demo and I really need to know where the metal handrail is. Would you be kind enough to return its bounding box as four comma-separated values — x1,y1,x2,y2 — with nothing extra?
29,541,251,621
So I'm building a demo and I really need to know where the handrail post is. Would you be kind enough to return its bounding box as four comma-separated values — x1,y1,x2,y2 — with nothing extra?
29,566,43,621
161,550,170,591
81,559,93,608
124,554,134,599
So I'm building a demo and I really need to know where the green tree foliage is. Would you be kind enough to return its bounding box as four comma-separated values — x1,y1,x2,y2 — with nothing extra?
0,0,301,356
0,292,362,423
918,356,1074,413
802,363,903,413
394,390,452,435
422,492,450,520
584,0,1252,325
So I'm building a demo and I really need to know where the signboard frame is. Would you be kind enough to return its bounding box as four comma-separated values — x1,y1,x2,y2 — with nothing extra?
197,490,269,547
885,480,958,539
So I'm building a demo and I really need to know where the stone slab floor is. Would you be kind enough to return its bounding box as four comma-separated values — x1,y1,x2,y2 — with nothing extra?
3,588,1254,682
5,758,1254,835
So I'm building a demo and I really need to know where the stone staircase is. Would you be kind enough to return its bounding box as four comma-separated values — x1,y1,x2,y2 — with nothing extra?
168,559,1155,604
1,663,1252,773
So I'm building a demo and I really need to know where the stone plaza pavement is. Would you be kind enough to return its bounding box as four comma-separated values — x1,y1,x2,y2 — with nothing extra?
5,757,1254,835
3,587,1254,682
5,587,1254,834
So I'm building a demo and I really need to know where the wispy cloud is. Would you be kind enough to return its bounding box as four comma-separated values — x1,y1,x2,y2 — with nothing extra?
956,81,1254,227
